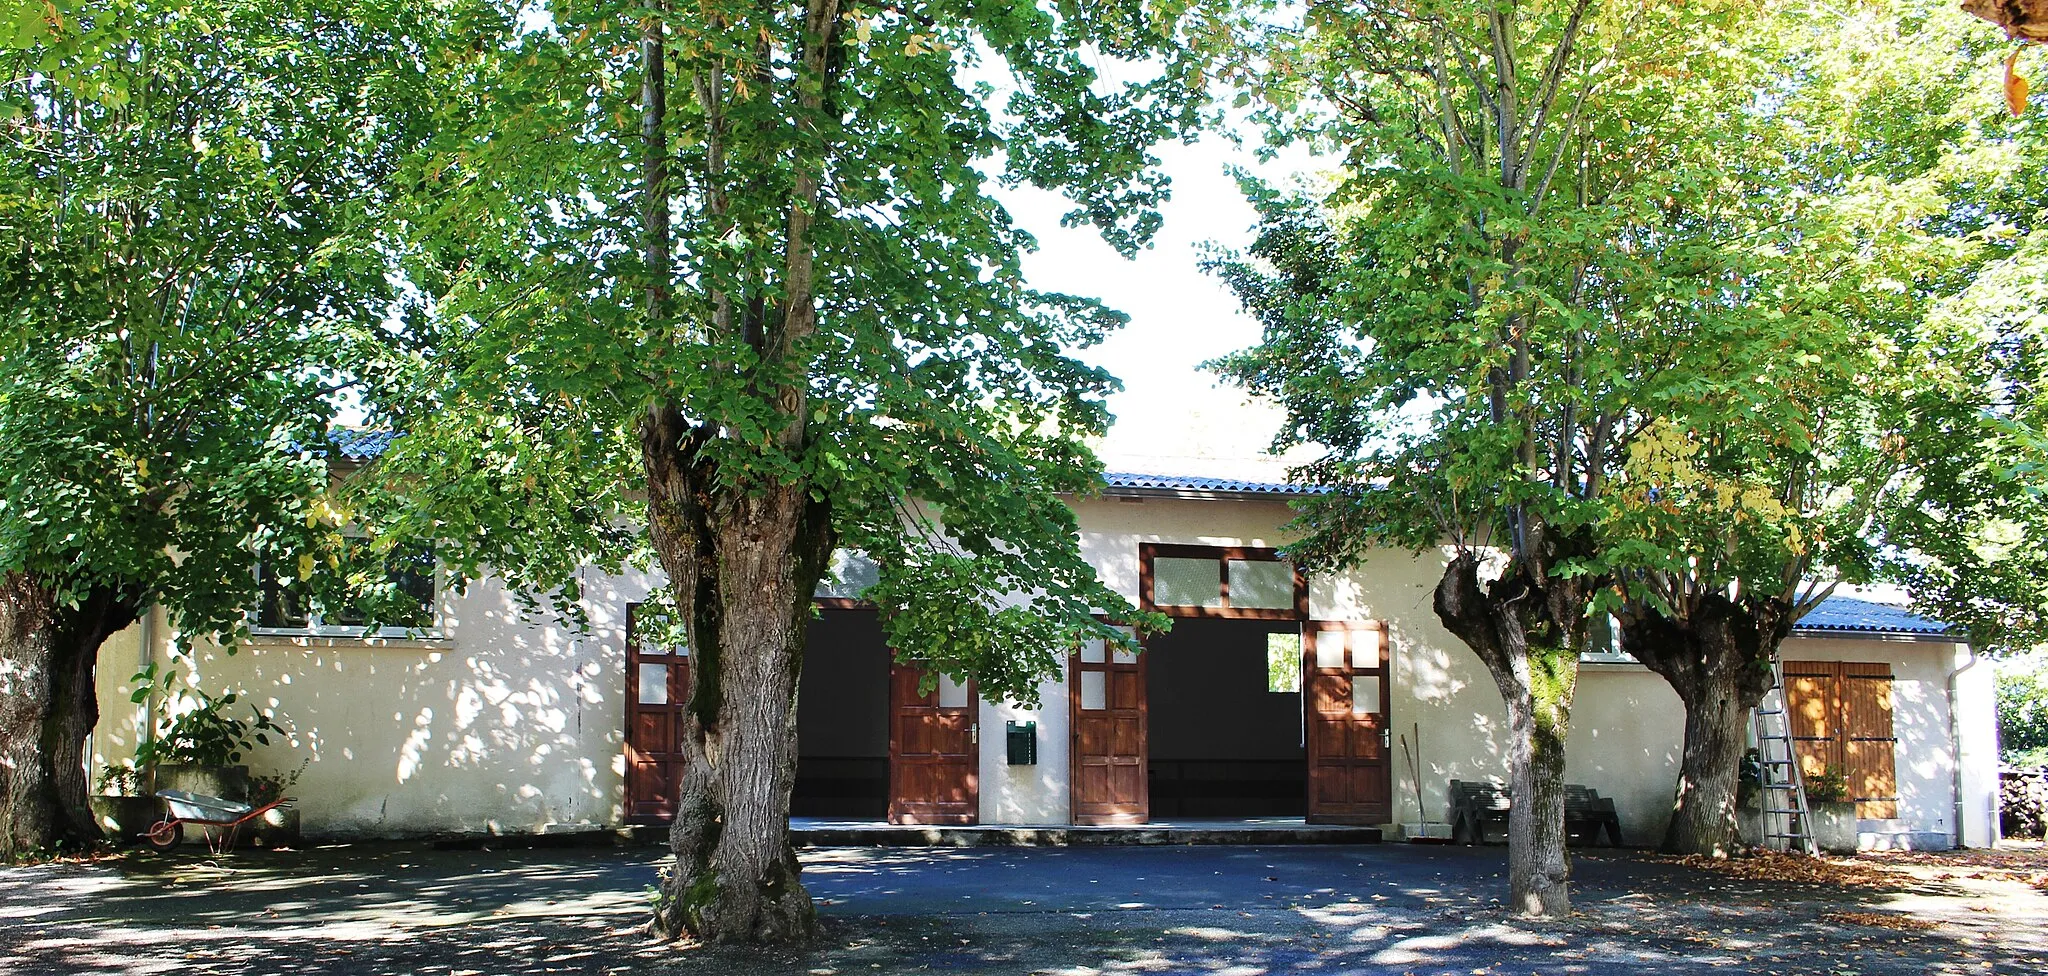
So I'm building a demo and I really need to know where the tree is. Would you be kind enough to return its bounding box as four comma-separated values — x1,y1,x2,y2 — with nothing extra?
378,0,1197,942
1598,0,2048,855
1998,651,2048,767
0,0,435,857
1841,3,2048,656
1207,0,1808,913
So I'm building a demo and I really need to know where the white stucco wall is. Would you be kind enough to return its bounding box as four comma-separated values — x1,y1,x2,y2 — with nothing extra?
90,568,665,838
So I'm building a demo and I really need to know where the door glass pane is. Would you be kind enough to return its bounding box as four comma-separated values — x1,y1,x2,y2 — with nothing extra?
1080,670,1107,710
1111,626,1139,665
637,663,669,705
1080,637,1107,664
1228,559,1295,609
1266,633,1301,693
938,673,970,709
1351,628,1382,669
1153,556,1223,607
1353,675,1381,716
1315,629,1346,669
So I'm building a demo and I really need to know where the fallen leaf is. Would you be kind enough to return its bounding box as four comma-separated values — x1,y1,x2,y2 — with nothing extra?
2007,47,2030,117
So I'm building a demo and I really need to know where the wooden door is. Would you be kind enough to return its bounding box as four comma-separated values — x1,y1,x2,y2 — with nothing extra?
624,604,690,823
1070,627,1147,825
1784,660,1899,819
888,663,979,824
1304,621,1392,824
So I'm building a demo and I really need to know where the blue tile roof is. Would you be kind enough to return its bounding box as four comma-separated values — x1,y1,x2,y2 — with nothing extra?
330,429,401,461
1102,472,1332,496
1796,595,1952,638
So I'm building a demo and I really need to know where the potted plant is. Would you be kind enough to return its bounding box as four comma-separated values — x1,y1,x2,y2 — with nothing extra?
1734,748,1764,846
88,764,158,841
130,664,285,802
1803,764,1858,853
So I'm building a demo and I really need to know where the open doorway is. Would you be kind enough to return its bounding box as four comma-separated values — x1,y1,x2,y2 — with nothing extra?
1146,617,1306,818
793,608,891,818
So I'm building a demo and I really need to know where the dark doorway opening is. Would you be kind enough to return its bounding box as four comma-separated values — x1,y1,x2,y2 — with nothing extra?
1146,617,1306,817
793,608,892,818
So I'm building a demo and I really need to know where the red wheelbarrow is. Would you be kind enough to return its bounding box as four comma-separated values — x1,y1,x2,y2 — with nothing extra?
145,789,294,853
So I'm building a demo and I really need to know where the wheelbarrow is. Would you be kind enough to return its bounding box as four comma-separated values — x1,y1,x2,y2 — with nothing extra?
145,789,294,853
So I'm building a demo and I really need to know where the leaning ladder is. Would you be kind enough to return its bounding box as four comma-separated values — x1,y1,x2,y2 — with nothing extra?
1751,655,1819,856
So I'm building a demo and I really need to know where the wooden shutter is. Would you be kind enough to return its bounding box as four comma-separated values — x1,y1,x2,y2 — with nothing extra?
1782,661,1899,820
1842,663,1898,819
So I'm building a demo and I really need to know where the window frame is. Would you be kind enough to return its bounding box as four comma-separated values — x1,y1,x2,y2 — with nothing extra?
1138,543,1308,621
249,542,444,640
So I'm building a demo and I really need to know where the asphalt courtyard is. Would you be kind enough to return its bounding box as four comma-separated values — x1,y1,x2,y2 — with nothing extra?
3,842,2044,975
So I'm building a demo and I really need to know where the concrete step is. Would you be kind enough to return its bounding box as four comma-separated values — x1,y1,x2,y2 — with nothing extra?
1858,829,1952,852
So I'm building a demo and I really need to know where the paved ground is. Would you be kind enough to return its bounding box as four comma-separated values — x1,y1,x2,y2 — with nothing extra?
3,842,2045,975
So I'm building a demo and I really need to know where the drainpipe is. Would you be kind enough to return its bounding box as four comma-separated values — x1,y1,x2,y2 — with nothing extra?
137,606,157,757
1948,643,1988,848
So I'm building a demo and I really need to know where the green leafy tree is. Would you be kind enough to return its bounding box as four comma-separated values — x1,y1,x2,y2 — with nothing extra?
1997,652,2048,767
0,0,435,857
1207,0,1820,912
381,0,1197,942
1840,3,2048,654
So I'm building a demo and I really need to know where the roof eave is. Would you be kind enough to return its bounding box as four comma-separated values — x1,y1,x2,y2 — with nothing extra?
1788,627,1961,644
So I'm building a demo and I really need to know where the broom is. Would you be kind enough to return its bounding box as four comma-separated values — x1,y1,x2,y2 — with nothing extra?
1401,721,1452,842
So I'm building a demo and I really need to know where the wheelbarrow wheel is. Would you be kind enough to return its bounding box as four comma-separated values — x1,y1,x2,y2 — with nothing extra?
144,818,183,852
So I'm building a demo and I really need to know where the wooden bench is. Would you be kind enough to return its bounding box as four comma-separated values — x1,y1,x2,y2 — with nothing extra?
1447,780,1624,846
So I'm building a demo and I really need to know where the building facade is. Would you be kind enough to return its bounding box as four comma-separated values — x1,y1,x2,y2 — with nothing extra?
88,473,2001,848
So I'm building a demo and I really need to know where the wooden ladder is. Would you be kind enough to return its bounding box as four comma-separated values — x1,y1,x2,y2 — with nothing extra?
1751,654,1819,856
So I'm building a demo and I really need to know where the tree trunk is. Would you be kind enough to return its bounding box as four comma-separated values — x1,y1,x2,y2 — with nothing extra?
1,573,138,858
644,411,833,944
1661,680,1750,856
1620,592,1789,857
1434,550,1589,918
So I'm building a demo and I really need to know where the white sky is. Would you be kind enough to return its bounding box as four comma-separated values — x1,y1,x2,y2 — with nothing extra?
1000,133,1319,481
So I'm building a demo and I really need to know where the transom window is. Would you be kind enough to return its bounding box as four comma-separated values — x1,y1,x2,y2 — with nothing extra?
1140,544,1305,620
814,549,881,605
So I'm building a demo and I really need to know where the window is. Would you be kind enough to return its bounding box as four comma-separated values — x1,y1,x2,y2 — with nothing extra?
255,543,439,636
1140,544,1305,619
1580,614,1636,663
814,549,880,602
1266,633,1301,693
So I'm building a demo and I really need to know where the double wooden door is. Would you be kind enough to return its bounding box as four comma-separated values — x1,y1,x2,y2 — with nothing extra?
887,663,980,824
1066,620,1392,825
624,604,691,823
1784,660,1899,819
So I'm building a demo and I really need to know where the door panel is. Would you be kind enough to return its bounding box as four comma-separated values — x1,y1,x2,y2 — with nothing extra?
624,605,690,823
1843,663,1899,819
1071,628,1147,824
888,664,978,825
1304,621,1391,824
1784,663,1841,781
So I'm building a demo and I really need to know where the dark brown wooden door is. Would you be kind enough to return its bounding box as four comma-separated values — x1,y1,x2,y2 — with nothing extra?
1070,629,1147,824
624,604,690,823
888,663,979,824
1785,660,1898,819
1305,621,1391,824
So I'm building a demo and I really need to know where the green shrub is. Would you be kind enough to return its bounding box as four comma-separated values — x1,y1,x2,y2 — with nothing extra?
1998,652,2048,768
